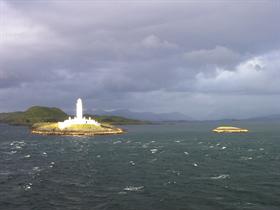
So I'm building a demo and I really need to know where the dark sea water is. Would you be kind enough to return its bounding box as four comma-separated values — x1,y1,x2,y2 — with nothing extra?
1,122,280,210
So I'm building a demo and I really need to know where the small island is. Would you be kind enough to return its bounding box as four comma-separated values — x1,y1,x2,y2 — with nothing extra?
213,126,249,133
31,98,124,136
32,122,124,136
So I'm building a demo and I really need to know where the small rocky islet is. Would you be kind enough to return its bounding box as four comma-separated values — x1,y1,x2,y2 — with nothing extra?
213,126,249,133
31,98,124,136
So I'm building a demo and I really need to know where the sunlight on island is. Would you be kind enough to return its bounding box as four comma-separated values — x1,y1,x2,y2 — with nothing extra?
213,126,249,133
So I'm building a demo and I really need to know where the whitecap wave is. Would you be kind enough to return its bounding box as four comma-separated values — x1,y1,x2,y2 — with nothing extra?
42,152,48,157
10,141,26,151
123,186,144,192
129,161,135,166
240,156,253,160
49,162,55,168
150,149,158,154
210,174,230,180
149,158,157,162
23,183,32,191
32,167,41,172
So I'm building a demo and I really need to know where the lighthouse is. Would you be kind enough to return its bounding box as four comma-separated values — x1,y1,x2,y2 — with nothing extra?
58,98,101,129
76,98,83,120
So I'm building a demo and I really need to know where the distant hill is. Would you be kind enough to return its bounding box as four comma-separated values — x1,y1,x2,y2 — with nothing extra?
0,106,68,125
94,109,193,121
0,106,147,126
245,114,280,121
85,115,148,125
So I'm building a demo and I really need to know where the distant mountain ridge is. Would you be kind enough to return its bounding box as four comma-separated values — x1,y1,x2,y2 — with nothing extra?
2,106,280,126
94,109,193,121
94,109,280,122
245,114,280,121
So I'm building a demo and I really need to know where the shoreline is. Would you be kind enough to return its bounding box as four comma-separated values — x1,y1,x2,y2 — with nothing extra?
31,128,125,136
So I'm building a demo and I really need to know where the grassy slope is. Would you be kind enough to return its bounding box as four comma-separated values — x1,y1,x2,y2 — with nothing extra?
0,106,68,125
32,122,114,132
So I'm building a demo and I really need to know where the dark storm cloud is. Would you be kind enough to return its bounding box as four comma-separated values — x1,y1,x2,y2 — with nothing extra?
1,0,280,119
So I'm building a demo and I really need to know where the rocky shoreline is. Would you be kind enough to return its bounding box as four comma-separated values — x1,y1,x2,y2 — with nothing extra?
31,129,124,136
31,122,125,136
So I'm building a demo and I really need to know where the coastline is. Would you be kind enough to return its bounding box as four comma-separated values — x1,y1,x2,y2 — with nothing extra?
31,128,124,136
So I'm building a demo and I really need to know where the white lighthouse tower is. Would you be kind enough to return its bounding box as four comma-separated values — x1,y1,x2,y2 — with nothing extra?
58,98,101,129
76,98,83,120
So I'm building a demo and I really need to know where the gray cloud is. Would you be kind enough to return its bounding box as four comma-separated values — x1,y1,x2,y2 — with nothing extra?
0,0,280,119
195,51,280,94
141,34,178,49
183,46,241,68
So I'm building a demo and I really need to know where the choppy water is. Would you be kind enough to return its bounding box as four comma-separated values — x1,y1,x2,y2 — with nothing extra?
1,122,280,210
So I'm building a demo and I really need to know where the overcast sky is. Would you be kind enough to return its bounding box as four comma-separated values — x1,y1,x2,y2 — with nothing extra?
0,0,280,120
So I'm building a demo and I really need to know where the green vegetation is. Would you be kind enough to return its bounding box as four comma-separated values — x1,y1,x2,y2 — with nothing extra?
0,106,147,126
0,106,68,125
87,115,148,125
31,122,59,130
